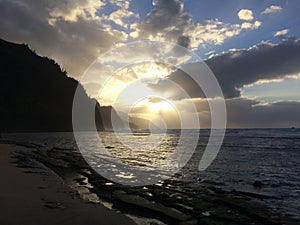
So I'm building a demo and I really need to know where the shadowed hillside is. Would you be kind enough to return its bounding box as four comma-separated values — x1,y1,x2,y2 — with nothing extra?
0,39,103,132
100,106,125,130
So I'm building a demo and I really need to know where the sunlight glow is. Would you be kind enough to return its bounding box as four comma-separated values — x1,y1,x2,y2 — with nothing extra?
98,63,174,106
149,100,175,113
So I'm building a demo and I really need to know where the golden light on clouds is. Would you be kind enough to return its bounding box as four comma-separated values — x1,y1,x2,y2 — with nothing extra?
149,99,175,114
132,62,175,81
98,62,174,106
129,97,181,130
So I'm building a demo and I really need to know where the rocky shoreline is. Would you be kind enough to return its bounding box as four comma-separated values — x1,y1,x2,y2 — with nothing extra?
3,139,299,225
0,142,136,225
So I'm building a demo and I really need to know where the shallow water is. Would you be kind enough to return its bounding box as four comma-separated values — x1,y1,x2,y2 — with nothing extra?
3,128,300,219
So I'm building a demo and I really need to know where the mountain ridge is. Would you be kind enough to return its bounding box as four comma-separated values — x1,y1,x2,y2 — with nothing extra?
0,38,103,132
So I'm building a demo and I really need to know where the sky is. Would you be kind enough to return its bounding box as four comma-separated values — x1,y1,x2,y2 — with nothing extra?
0,0,299,128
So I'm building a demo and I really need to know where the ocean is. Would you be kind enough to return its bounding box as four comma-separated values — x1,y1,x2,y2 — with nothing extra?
2,128,300,220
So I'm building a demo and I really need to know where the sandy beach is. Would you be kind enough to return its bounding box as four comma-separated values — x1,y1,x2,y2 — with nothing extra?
0,143,136,225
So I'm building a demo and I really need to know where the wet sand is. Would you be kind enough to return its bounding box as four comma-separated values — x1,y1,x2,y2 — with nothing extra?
0,143,136,225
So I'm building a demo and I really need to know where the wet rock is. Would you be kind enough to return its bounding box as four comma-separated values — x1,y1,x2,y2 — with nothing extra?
202,211,210,217
179,219,198,225
253,181,264,188
113,191,192,222
43,201,65,210
231,189,280,200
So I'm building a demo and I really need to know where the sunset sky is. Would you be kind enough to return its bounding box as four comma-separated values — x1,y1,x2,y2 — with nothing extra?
0,0,299,128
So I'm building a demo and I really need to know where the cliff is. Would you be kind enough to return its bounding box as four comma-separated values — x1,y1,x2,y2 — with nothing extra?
0,38,103,132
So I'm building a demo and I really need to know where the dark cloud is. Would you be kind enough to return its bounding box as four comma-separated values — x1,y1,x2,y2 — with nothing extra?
147,38,300,127
173,98,300,128
0,0,249,78
149,38,300,99
148,69,205,100
226,98,300,128
128,98,300,128
207,38,300,98
177,36,190,48
142,0,187,32
131,0,244,48
148,97,164,103
133,0,189,46
0,0,125,78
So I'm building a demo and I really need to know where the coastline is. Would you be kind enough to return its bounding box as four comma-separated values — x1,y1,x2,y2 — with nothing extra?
0,143,136,225
0,139,299,225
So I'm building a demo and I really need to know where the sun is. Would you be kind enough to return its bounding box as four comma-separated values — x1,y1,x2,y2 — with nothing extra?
149,100,174,113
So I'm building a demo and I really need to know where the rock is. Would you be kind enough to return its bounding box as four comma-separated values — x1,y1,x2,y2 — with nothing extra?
202,211,210,217
43,201,65,210
113,191,191,222
253,181,264,188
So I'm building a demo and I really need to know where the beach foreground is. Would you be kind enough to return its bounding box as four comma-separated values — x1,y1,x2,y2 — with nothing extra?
0,143,136,225
0,139,299,225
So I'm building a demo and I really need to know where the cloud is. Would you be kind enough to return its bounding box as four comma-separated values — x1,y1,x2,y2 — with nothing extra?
262,5,282,14
48,0,105,25
243,78,284,88
148,38,300,99
286,72,300,80
153,98,300,128
107,9,138,28
109,0,130,10
0,0,127,78
226,98,300,128
238,9,254,21
241,21,262,30
120,92,300,129
206,38,300,96
274,29,289,37
0,0,263,80
148,97,165,103
130,0,246,49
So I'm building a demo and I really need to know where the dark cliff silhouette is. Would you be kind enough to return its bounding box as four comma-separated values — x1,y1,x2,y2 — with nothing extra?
0,38,103,132
100,106,156,131
99,106,125,130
